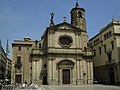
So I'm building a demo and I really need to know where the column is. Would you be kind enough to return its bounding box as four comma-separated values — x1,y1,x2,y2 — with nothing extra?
48,59,52,80
51,59,56,84
76,59,81,84
53,59,55,80
77,60,80,80
79,60,81,80
36,61,39,80
87,61,90,84
60,69,62,85
35,61,37,80
83,60,87,84
32,61,36,80
48,58,56,84
90,61,93,84
80,60,83,84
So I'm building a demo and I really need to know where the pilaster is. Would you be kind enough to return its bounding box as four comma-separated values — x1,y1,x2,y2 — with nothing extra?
76,59,83,84
48,58,56,85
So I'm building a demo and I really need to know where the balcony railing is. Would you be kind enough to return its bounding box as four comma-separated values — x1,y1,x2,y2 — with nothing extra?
31,49,45,55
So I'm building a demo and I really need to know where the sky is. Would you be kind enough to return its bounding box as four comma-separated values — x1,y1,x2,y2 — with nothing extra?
0,0,120,58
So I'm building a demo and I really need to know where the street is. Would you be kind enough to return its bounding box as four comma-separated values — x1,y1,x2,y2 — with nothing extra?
33,84,119,90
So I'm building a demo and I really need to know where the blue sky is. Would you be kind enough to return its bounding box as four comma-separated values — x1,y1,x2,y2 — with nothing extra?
0,0,120,58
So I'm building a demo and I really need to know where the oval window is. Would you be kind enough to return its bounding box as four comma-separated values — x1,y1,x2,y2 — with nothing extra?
59,35,73,47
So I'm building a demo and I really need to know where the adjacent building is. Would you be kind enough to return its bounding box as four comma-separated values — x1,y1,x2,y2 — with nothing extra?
89,20,120,84
0,45,7,81
6,58,12,82
11,1,93,85
0,39,12,82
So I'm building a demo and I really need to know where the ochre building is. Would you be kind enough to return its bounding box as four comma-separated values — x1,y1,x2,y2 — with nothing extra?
89,21,120,84
11,1,93,85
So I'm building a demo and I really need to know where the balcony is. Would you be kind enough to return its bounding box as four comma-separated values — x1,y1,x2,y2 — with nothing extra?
14,62,22,69
31,48,45,55
84,51,93,56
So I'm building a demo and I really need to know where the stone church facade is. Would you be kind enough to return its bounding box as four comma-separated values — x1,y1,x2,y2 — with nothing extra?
11,1,93,85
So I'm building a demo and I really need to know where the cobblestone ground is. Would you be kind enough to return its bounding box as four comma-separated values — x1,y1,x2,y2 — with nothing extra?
15,84,120,90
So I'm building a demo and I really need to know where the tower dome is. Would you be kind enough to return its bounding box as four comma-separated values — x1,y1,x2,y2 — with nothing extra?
24,34,31,41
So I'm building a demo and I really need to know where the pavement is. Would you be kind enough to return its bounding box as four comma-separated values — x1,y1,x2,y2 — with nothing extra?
15,84,120,90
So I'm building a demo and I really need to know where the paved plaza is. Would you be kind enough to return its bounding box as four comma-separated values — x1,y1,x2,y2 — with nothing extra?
15,84,120,90
40,85,119,90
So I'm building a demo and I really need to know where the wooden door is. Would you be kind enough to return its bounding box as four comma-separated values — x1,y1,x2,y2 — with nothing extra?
62,69,70,84
15,75,22,83
42,76,47,85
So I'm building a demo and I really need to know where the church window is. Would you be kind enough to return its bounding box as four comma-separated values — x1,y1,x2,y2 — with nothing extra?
84,47,87,51
78,11,82,18
104,34,107,40
30,67,32,69
107,51,112,62
99,47,101,55
17,56,21,64
59,35,73,47
44,64,47,68
27,47,29,50
39,43,41,48
93,50,96,56
111,41,114,49
104,31,112,40
109,31,112,36
104,45,107,53
15,56,22,69
18,46,21,51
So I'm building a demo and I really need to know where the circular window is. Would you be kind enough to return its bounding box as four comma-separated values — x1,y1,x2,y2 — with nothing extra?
59,35,73,47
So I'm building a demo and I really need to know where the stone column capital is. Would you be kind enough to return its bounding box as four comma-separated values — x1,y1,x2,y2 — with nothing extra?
48,57,55,61
76,58,82,61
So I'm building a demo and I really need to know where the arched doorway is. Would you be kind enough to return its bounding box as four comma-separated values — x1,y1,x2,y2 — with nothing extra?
57,60,75,84
109,68,115,84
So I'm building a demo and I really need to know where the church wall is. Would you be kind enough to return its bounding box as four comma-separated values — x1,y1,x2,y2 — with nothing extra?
47,55,77,85
48,30,76,48
46,54,93,85
12,1,94,85
32,56,47,85
80,32,89,49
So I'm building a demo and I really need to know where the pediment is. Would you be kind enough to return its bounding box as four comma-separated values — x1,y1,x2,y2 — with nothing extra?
50,22,80,30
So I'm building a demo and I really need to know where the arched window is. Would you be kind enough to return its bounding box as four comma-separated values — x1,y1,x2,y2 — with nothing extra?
78,11,82,18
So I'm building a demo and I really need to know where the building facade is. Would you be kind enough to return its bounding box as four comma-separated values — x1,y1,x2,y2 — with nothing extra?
6,58,12,82
0,46,7,81
11,1,93,85
89,20,120,84
0,39,11,82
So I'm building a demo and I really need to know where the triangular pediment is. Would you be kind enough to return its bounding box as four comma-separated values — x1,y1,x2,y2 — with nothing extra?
49,22,80,30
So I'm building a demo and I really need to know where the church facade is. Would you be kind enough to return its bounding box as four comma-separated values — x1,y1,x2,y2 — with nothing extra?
11,1,93,85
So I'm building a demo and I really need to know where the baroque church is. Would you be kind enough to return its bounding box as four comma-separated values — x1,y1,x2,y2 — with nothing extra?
11,1,93,85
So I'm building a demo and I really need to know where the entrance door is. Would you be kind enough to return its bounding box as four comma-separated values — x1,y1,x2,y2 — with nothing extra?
15,75,22,83
42,76,47,85
109,68,115,84
62,69,70,84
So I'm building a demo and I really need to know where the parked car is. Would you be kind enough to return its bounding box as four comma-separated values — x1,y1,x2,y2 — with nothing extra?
29,83,38,89
93,79,99,84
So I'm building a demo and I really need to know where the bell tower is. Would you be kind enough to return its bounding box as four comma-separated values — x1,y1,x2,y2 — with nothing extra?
70,0,86,31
